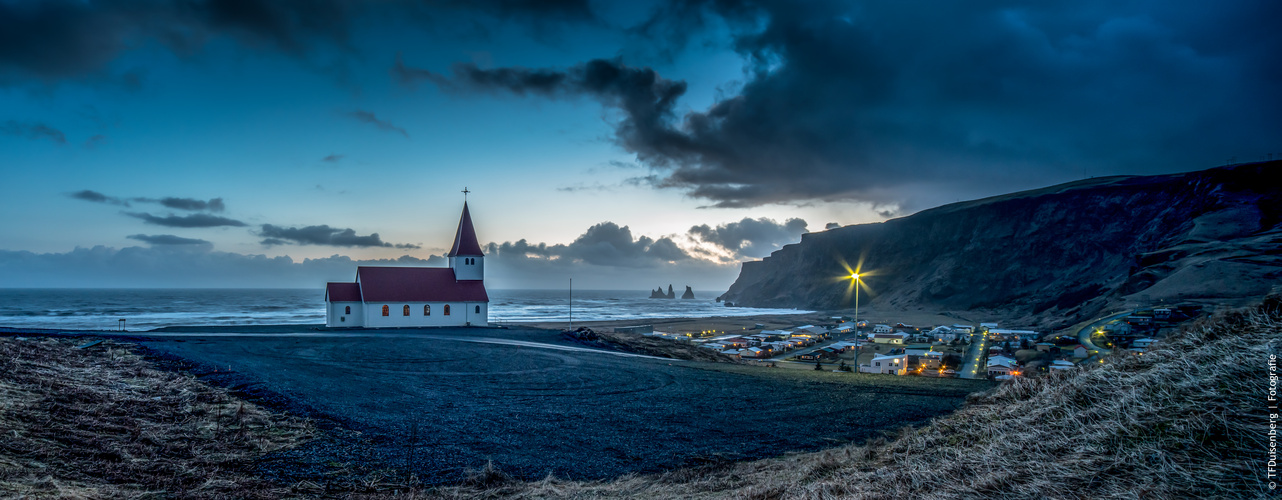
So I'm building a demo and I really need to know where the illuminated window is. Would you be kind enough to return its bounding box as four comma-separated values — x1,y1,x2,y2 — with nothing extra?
345,306,351,315
475,305,480,314
424,305,430,316
444,304,451,316
382,305,389,316
403,305,410,316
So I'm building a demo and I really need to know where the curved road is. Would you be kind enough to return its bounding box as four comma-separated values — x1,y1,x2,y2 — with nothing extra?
1076,311,1132,361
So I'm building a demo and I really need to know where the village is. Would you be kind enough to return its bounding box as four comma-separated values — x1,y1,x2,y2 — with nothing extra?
635,305,1202,380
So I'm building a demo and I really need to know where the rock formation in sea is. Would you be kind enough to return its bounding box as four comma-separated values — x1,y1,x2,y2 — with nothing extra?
681,286,695,299
718,161,1282,329
650,285,677,299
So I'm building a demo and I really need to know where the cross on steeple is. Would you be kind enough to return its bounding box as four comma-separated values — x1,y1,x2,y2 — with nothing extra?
462,187,470,201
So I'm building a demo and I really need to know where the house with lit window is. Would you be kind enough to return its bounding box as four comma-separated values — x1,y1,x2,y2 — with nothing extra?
324,202,489,328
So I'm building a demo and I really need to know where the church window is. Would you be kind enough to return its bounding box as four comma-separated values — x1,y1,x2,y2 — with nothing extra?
403,305,410,316
345,306,351,315
424,305,430,316
444,304,451,316
382,305,389,316
475,305,480,314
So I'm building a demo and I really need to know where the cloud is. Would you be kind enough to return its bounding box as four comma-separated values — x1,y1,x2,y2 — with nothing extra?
125,212,248,228
1,121,67,144
155,197,226,212
259,224,419,249
688,217,808,259
127,234,213,247
322,153,345,163
69,189,128,206
344,110,408,137
418,1,1282,209
0,0,357,84
0,246,447,288
484,221,741,289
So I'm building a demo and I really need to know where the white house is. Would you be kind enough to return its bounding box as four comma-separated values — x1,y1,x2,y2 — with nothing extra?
861,353,910,375
872,333,909,345
325,202,489,328
951,324,975,333
872,324,893,334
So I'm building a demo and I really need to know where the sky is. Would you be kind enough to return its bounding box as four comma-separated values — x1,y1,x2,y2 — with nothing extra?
1,0,1279,291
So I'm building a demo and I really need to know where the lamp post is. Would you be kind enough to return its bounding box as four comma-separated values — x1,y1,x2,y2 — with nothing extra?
851,272,861,355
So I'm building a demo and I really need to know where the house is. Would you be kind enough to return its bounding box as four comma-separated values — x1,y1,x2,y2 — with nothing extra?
701,343,726,351
987,364,1014,377
1050,360,1075,370
1060,344,1090,359
872,333,909,345
721,338,749,349
987,355,1017,367
325,202,488,328
980,322,999,330
952,324,975,333
1154,308,1173,320
1132,338,1157,349
1035,342,1057,353
860,353,910,375
722,350,742,360
743,347,768,358
872,324,893,334
830,324,854,334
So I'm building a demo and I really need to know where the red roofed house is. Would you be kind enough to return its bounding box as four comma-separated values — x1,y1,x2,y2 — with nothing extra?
325,202,489,328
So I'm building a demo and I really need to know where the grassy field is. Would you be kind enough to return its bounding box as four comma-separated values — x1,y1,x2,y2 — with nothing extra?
3,294,1273,498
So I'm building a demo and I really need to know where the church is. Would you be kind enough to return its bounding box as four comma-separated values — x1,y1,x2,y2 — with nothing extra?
324,201,489,328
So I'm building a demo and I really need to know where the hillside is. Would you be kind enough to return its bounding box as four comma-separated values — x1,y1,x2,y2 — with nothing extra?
720,161,1282,328
414,294,1280,499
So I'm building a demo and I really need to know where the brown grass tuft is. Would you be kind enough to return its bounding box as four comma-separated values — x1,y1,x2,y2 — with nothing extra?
0,337,314,499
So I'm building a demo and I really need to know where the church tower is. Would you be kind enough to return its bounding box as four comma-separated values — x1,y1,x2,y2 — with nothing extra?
448,201,484,281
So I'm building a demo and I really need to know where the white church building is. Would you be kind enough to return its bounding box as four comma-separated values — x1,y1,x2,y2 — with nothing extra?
324,202,489,328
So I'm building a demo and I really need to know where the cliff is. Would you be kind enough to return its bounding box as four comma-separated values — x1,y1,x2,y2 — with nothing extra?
719,161,1282,328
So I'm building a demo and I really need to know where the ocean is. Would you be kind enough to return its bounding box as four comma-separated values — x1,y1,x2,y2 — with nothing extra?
0,288,808,331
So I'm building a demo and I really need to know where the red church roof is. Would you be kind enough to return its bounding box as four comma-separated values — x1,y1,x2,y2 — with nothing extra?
356,266,489,302
326,282,362,302
448,202,484,257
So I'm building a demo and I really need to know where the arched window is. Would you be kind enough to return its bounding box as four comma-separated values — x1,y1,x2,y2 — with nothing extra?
424,305,430,316
382,305,389,316
444,304,451,316
403,305,410,316
345,306,351,315
475,305,480,314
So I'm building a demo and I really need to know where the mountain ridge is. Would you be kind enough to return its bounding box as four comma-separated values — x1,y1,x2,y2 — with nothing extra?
719,161,1282,329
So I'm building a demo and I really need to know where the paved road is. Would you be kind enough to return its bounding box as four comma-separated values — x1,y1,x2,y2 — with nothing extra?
45,325,982,485
959,331,989,379
1076,311,1132,362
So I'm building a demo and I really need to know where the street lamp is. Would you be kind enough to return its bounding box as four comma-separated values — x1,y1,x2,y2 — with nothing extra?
851,272,861,355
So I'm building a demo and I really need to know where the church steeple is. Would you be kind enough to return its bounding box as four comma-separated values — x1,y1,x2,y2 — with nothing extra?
448,200,485,282
448,201,484,257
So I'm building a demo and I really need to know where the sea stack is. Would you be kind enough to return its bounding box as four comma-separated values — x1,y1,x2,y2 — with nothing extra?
681,286,695,299
666,284,676,299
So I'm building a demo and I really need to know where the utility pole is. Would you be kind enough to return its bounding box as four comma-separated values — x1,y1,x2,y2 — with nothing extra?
569,277,573,330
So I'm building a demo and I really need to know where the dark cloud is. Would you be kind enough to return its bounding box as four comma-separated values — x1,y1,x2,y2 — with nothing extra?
344,110,408,137
0,246,446,288
0,0,357,84
125,212,248,228
1,121,67,144
487,221,689,268
689,217,808,259
69,190,128,206
420,0,1282,209
259,224,419,249
483,221,739,289
127,234,213,246
72,190,226,212
155,197,226,212
824,222,840,230
321,153,345,163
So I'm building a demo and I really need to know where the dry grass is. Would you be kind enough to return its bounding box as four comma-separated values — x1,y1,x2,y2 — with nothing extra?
0,337,314,499
378,295,1280,499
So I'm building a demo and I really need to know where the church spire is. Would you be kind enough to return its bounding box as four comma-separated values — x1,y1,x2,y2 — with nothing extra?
448,201,484,257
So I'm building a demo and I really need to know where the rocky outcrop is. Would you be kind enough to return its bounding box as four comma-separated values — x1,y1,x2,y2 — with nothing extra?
719,161,1282,329
650,285,678,299
681,286,695,299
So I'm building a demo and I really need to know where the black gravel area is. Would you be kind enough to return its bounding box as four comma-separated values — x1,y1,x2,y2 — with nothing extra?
92,326,987,485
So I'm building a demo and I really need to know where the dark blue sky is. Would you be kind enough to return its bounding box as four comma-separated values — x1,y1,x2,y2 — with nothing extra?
1,0,1278,289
